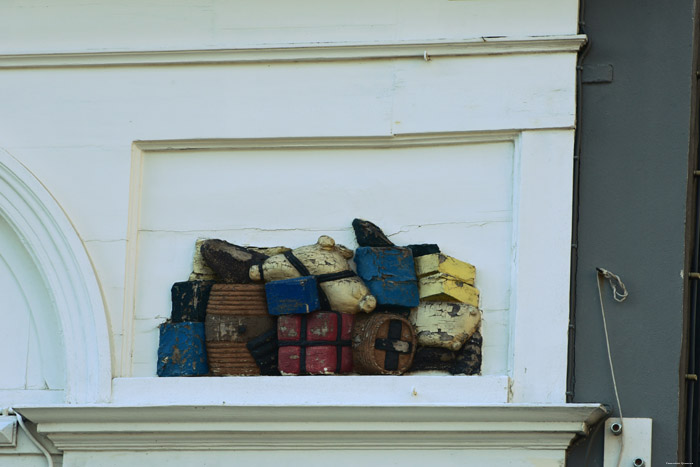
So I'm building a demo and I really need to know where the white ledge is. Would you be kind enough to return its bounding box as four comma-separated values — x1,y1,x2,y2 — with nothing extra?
16,403,607,452
0,389,64,407
109,375,510,406
0,35,587,69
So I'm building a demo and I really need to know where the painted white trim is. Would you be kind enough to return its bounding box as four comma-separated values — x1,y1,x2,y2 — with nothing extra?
0,390,65,407
0,148,112,403
17,403,606,452
121,145,143,377
133,131,521,151
509,130,576,402
0,35,587,69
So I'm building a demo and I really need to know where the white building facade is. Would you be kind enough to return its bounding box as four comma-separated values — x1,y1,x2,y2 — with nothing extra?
0,1,604,465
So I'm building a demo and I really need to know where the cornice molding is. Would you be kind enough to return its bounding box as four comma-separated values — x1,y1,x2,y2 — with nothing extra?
17,403,607,452
133,131,520,152
0,35,587,69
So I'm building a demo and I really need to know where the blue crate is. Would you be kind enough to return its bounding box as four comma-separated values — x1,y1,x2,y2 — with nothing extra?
362,278,420,308
157,322,209,376
265,276,321,315
355,247,418,281
355,247,419,308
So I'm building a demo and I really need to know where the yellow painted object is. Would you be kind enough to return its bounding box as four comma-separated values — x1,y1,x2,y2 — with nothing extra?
409,302,481,351
414,253,476,285
418,273,479,306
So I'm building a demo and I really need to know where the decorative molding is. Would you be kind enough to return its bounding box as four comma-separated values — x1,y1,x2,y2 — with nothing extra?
17,403,607,452
133,131,520,152
0,416,17,447
0,148,112,403
0,35,587,69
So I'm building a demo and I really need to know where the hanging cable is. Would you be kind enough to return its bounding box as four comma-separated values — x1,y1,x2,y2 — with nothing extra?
596,268,628,467
597,268,628,303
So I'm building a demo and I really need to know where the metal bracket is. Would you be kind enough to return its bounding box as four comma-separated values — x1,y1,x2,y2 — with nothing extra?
0,416,17,447
604,418,652,467
582,64,614,84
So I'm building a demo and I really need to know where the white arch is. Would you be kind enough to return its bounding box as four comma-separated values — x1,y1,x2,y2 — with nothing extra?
0,148,111,403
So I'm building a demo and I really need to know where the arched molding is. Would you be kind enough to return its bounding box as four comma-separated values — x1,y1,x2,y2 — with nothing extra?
0,148,111,403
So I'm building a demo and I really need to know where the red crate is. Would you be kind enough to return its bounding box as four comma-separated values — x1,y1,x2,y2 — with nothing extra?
278,311,354,375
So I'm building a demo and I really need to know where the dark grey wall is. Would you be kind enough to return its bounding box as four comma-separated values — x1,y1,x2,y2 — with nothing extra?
567,0,696,465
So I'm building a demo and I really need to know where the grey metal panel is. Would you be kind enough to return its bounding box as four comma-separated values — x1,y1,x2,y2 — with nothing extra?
567,0,696,464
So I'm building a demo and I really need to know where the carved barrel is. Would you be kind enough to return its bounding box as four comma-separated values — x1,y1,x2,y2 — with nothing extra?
352,313,416,375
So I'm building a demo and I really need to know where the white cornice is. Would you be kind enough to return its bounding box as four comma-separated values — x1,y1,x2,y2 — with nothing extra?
0,35,587,69
17,403,607,452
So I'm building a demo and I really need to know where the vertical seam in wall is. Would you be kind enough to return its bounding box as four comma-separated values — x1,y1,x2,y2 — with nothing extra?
506,131,523,400
567,0,590,405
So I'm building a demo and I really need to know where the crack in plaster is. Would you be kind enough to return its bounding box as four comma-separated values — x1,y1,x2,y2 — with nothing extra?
386,220,510,237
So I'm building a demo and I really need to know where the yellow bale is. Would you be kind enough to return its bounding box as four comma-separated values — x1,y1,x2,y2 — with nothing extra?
409,302,481,351
414,253,476,285
418,273,479,306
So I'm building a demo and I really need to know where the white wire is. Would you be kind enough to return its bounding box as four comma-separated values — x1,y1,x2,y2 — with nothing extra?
9,408,54,467
598,267,629,303
596,268,627,467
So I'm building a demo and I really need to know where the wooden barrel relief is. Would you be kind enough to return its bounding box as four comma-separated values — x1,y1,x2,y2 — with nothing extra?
206,283,268,316
352,313,416,375
205,284,274,376
205,342,260,375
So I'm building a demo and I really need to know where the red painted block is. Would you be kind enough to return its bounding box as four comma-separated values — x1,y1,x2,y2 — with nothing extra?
278,311,354,375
